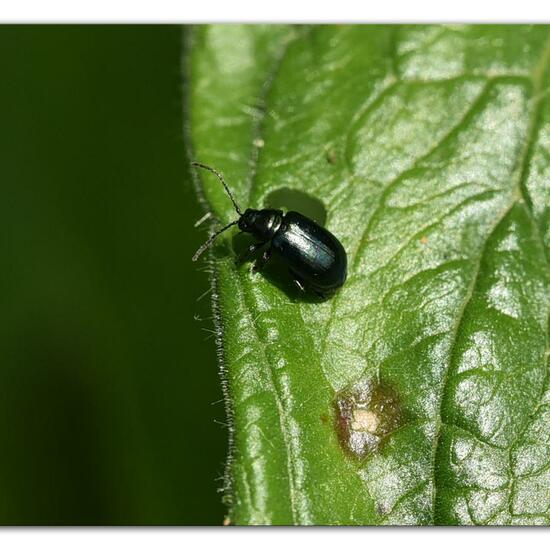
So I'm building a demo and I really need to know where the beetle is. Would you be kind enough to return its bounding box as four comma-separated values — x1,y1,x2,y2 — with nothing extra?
191,162,347,297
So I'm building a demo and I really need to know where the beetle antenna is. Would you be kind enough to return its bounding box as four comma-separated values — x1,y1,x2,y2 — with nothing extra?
191,162,243,216
192,220,239,262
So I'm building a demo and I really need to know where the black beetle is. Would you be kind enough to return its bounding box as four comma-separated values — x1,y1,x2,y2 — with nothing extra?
192,162,347,297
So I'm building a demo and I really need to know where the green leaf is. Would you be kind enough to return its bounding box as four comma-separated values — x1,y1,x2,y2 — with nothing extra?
186,25,550,525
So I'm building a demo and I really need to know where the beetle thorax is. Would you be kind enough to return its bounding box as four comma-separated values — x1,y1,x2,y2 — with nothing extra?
238,208,283,241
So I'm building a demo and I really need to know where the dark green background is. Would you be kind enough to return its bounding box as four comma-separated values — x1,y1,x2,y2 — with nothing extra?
0,25,225,524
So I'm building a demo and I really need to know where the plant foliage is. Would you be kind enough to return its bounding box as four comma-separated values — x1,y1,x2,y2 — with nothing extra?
187,25,550,525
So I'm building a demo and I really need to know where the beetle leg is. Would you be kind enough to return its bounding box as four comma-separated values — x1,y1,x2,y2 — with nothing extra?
252,246,273,273
292,274,306,293
236,241,266,265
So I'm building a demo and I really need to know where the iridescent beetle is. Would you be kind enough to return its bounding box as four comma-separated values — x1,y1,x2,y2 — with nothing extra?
192,162,347,297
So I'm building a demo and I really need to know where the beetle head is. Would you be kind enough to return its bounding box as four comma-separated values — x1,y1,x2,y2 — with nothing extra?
239,208,282,241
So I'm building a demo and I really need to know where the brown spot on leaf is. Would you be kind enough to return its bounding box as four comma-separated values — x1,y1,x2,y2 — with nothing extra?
223,517,231,526
334,377,403,460
420,236,428,244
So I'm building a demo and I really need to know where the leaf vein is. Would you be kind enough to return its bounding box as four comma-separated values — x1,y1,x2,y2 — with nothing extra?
431,200,517,523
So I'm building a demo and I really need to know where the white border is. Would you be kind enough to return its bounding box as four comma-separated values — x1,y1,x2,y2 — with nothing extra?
1,0,550,23
0,527,548,550
1,3,549,547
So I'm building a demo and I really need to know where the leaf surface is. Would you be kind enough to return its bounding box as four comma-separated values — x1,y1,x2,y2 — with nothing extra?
187,25,550,525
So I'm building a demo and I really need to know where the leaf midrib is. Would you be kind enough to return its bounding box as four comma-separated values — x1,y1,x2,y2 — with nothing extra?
235,29,314,525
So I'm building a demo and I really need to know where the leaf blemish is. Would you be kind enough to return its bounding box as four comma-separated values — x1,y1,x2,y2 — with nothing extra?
334,377,403,460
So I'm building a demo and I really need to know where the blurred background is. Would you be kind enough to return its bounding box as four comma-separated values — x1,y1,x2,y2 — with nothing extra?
0,25,226,524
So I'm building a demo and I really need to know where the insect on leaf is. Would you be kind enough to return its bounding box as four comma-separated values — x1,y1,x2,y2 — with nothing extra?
186,25,550,525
